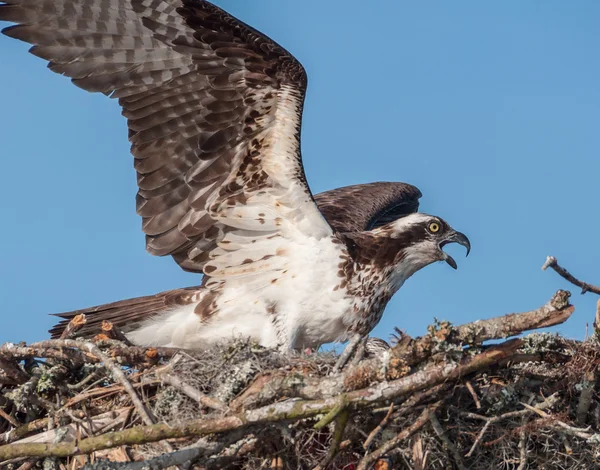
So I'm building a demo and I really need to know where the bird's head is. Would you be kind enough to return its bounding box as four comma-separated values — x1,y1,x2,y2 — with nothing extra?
373,212,471,276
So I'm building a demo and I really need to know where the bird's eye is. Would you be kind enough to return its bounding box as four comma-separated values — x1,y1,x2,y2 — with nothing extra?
428,222,440,233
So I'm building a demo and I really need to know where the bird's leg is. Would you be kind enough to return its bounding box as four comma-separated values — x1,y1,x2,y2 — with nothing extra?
350,337,368,366
333,334,366,373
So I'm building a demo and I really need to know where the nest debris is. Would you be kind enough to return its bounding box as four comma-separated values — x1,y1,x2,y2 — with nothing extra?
0,287,599,469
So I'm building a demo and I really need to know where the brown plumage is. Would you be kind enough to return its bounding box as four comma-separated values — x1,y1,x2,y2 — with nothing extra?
49,182,422,339
2,1,470,349
1,0,310,274
314,182,421,233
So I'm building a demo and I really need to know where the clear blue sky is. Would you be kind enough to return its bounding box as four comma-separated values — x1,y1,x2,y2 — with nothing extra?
0,1,598,346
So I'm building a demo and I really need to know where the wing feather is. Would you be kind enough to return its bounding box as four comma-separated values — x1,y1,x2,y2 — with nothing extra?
1,0,332,281
314,182,422,233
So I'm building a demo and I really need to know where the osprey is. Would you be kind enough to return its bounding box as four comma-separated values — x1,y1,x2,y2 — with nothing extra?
1,0,470,353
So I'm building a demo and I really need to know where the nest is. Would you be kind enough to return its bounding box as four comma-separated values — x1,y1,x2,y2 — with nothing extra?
1,289,600,470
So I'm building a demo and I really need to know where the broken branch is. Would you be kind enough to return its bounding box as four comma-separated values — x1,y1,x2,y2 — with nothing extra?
542,256,600,295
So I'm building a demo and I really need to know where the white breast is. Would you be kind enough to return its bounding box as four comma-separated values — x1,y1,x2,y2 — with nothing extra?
126,235,355,350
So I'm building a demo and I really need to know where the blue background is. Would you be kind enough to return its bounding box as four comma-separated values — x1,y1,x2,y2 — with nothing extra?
1,1,598,345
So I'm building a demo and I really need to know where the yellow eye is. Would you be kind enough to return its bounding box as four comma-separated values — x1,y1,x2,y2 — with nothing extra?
428,222,440,233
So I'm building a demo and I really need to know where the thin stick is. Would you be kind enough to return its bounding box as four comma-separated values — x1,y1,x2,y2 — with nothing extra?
0,407,19,427
156,368,226,412
516,431,527,470
1,341,180,366
363,403,394,449
101,321,133,346
82,446,205,470
16,460,38,470
312,409,350,470
429,412,467,470
576,371,595,426
356,406,433,470
542,256,600,295
465,381,481,409
59,314,87,340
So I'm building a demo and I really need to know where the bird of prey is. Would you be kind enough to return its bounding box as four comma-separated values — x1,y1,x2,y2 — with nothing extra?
0,0,470,354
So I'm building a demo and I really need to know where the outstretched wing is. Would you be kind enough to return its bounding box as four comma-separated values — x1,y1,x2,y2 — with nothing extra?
0,0,331,275
48,183,420,337
314,182,422,233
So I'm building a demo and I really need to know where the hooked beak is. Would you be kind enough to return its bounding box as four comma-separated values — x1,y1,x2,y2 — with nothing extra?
439,231,471,270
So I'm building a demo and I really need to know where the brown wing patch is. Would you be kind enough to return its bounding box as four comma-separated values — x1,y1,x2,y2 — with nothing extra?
314,182,422,233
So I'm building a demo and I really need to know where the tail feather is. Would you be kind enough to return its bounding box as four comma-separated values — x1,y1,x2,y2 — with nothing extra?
49,286,203,339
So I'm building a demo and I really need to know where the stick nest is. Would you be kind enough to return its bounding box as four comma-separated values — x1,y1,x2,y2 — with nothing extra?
1,291,599,469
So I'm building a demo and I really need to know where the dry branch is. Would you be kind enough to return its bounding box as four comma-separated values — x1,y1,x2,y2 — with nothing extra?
390,290,573,370
100,321,133,346
542,256,600,295
60,314,87,339
155,359,226,412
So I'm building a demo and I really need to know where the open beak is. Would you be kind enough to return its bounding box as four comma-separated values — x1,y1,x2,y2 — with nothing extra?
439,231,471,270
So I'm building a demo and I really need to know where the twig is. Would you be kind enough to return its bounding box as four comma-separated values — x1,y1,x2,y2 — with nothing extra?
62,378,160,410
356,406,433,470
63,341,181,459
66,368,104,391
516,431,527,470
0,358,29,385
465,381,481,409
412,436,428,470
520,401,596,440
0,343,89,365
393,384,449,418
2,416,50,444
1,340,180,367
542,256,600,295
312,409,350,470
561,433,573,455
465,420,492,457
576,371,595,426
452,290,572,343
0,407,19,427
81,446,205,469
101,321,133,346
429,412,467,470
156,365,226,412
363,403,394,449
16,460,38,470
59,314,87,340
